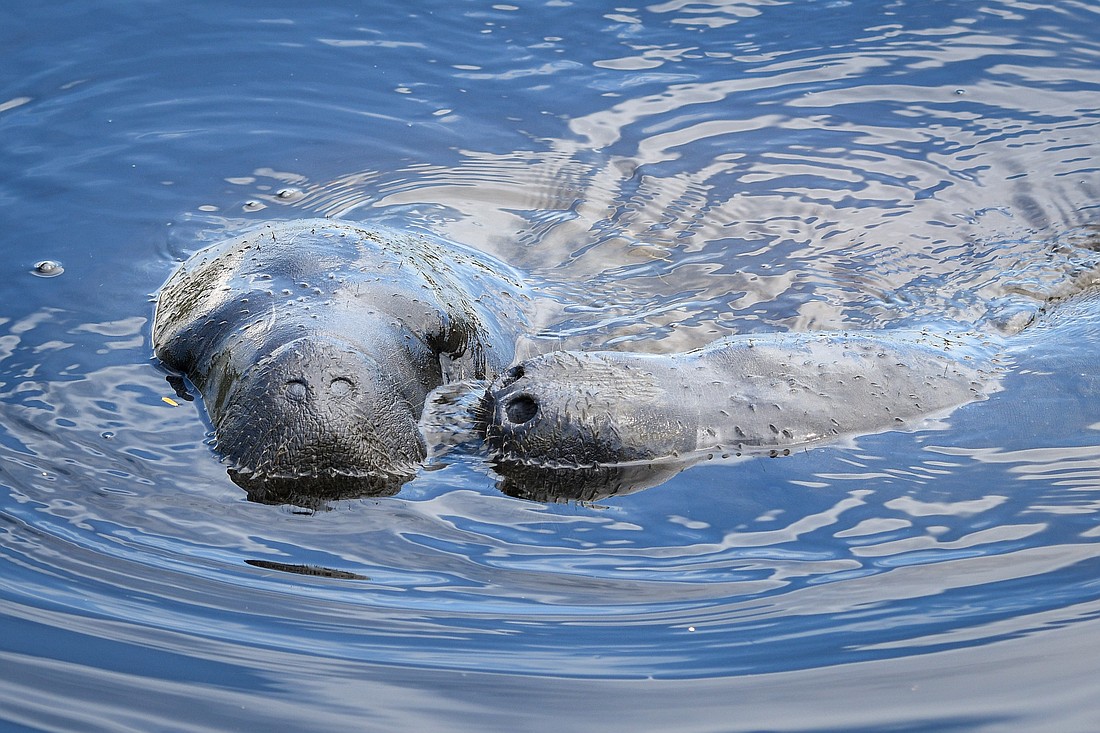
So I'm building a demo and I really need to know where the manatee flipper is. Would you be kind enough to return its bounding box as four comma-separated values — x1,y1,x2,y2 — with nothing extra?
482,330,1005,473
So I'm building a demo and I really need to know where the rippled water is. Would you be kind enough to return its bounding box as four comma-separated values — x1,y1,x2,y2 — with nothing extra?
2,0,1100,730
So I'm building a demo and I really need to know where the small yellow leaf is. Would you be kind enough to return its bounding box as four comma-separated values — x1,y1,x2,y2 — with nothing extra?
162,396,180,407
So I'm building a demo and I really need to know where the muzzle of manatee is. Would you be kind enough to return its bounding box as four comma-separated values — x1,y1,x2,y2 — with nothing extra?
153,219,1090,506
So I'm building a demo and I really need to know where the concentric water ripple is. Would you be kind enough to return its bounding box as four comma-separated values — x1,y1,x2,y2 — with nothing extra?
4,305,1100,682
3,0,1100,729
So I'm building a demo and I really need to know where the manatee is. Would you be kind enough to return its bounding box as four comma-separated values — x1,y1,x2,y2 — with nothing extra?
152,219,529,505
479,329,1006,500
155,218,1054,507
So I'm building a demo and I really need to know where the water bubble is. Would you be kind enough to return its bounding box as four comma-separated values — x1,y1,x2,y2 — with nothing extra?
32,260,64,277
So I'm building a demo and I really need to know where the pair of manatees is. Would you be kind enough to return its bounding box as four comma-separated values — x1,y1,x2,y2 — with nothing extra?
154,219,1012,506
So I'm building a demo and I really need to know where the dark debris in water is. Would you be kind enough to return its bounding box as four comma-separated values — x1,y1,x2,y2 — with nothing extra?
244,559,369,580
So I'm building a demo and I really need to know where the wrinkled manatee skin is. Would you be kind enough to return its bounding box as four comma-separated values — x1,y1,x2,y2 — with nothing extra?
483,330,1004,469
153,219,529,503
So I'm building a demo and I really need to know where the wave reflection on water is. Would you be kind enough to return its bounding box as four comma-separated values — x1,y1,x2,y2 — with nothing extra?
2,0,1100,730
215,2,1100,348
5,311,1100,681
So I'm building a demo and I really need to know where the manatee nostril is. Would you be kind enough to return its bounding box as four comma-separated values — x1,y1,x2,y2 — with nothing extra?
285,379,309,401
499,364,526,388
504,393,538,424
328,376,355,396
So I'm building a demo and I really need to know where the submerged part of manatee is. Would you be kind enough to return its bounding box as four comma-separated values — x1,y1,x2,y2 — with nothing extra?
154,219,1100,507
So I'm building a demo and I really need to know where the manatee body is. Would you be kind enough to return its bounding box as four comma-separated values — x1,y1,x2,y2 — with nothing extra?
482,329,1004,472
153,219,529,504
154,218,1032,505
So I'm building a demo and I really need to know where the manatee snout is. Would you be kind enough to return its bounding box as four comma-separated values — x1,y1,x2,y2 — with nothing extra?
213,336,426,499
483,361,578,464
482,353,698,469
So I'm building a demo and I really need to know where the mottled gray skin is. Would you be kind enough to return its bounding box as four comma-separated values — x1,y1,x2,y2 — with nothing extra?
483,329,1004,476
153,220,528,504
155,219,1045,505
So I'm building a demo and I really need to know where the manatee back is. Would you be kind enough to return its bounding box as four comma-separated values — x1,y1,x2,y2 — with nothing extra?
694,330,1002,454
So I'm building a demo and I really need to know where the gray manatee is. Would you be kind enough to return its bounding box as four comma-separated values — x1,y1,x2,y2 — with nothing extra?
156,218,1065,506
152,219,529,505
479,329,1006,500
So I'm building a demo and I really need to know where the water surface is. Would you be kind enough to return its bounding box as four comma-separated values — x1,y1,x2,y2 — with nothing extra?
2,0,1100,730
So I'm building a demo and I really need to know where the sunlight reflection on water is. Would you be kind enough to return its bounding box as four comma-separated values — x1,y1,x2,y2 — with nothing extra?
2,0,1100,730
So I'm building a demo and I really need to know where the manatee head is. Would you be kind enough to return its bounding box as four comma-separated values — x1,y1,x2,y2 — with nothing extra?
209,334,429,504
480,351,697,470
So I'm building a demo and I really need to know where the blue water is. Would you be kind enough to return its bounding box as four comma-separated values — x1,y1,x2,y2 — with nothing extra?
2,0,1100,730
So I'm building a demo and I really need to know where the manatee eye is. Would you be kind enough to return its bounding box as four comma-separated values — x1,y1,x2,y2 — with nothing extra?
285,379,309,401
328,377,355,396
504,394,538,424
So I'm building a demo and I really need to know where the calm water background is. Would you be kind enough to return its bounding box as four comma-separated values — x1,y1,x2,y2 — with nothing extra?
2,0,1100,730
